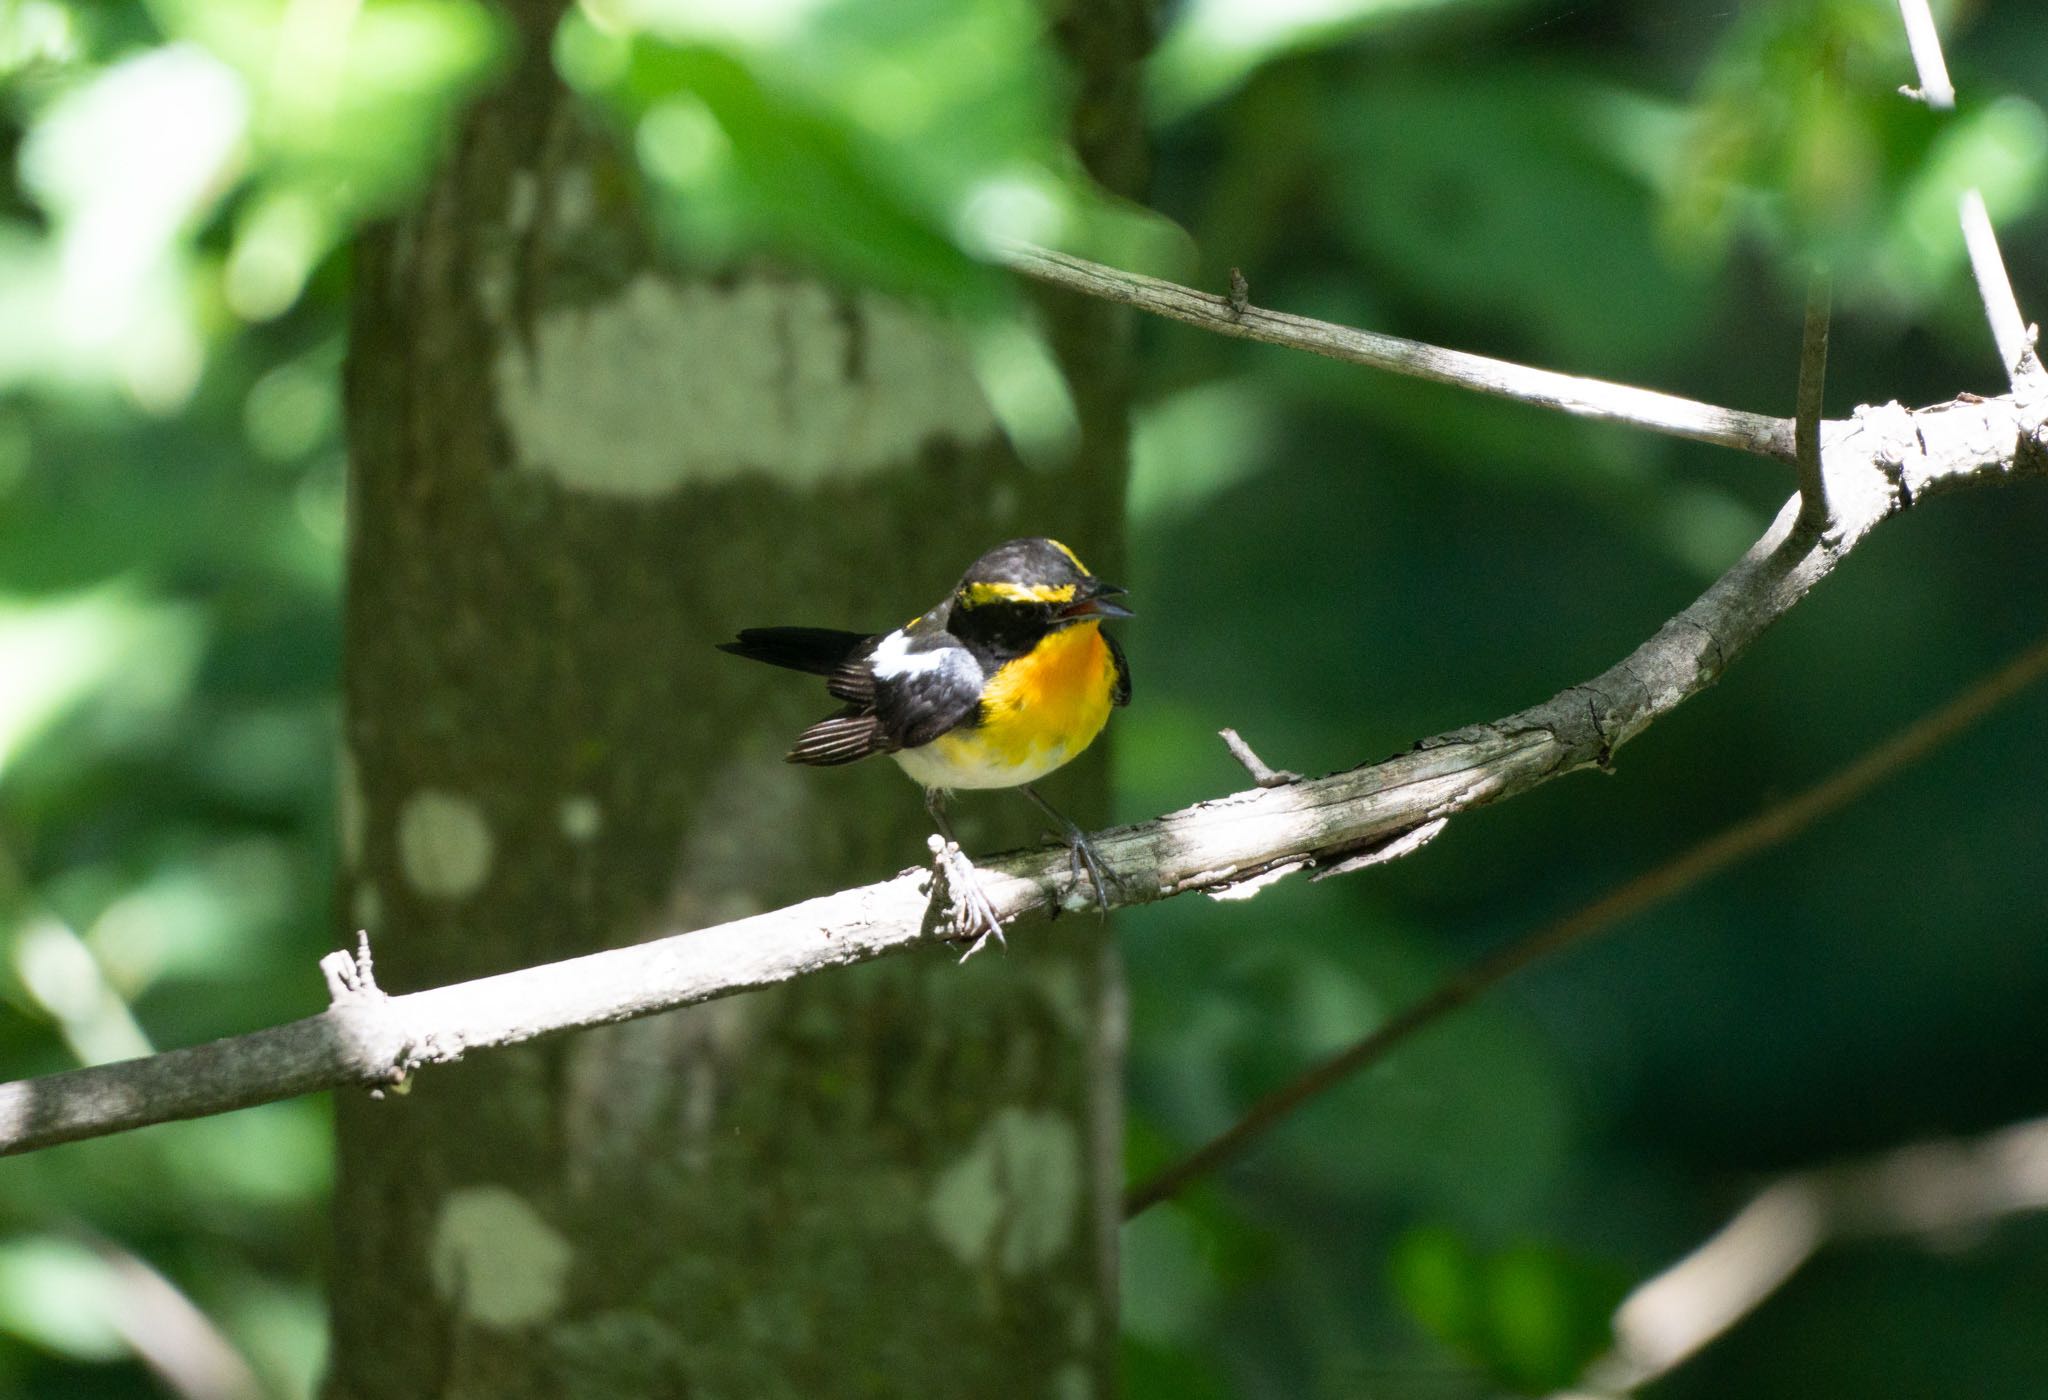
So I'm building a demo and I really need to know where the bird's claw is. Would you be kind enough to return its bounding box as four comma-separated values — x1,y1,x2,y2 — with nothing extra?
1019,785,1118,917
927,835,1008,961
1060,828,1116,916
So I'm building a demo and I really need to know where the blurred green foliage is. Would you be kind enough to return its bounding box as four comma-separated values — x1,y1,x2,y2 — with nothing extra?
1,0,500,407
1390,1225,1629,1390
556,0,1180,287
1669,0,2048,302
5,0,2048,1396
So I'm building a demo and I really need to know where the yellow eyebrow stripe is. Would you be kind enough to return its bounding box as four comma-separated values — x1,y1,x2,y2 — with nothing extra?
1047,539,1087,573
961,581,1078,608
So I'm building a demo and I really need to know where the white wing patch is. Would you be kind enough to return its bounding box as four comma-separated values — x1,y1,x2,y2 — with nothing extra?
872,629,952,679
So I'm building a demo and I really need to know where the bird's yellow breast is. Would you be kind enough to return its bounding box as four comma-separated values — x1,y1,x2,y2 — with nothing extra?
891,622,1117,791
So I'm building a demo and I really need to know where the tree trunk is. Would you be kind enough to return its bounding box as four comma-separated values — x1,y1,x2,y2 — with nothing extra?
325,5,1148,1397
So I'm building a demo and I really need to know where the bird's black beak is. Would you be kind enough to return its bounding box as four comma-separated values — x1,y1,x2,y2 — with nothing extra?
1058,581,1133,621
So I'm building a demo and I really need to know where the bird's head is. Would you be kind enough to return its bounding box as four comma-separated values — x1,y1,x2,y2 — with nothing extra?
947,537,1131,653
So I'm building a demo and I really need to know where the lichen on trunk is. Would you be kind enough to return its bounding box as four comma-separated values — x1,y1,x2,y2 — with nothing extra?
325,5,1147,1397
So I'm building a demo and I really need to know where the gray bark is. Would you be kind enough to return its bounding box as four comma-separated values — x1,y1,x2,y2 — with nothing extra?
323,5,1147,1395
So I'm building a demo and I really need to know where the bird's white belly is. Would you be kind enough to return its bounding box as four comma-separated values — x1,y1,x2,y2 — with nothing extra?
891,732,1083,791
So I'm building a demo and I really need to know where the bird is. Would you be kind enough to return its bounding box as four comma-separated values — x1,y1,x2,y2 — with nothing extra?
718,537,1132,956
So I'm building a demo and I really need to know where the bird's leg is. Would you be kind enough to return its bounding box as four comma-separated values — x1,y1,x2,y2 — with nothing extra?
925,788,1007,960
1021,784,1116,915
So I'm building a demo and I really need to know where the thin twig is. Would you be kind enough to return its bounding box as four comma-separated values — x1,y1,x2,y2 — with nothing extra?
1895,0,1956,109
1959,189,2036,386
1219,728,1300,787
1795,271,1833,537
998,243,1798,460
1124,633,2048,1217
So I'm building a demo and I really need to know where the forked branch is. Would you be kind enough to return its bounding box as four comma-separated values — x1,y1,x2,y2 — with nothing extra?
2,378,2041,1155
4,20,2044,1151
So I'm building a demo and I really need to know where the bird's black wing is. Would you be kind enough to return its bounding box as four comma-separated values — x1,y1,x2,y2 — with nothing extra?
786,711,887,765
784,628,980,766
1106,630,1132,707
871,630,984,749
824,649,878,707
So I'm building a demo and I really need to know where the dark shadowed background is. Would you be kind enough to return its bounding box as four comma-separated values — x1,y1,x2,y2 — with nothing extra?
2,0,2045,1395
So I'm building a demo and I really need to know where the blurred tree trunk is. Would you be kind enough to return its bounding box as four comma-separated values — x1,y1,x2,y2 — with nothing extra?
324,3,1148,1397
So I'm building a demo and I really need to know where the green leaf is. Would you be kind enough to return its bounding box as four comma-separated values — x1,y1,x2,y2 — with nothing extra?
1668,0,1950,272
559,0,1180,304
600,38,984,299
1123,1333,1233,1400
0,588,204,780
1150,0,1528,121
1390,1225,1630,1393
1320,71,1714,374
0,1236,126,1361
1128,378,1281,525
1865,94,2048,309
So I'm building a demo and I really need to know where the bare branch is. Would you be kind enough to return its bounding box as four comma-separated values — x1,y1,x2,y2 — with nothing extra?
86,1230,264,1400
1893,1,2040,387
998,243,1798,460
1959,188,2037,385
1895,0,1957,109
1,386,2043,1158
1124,630,2048,1217
1219,727,1300,787
1311,817,1447,881
1795,273,1833,537
318,930,380,1004
1561,1112,2048,1397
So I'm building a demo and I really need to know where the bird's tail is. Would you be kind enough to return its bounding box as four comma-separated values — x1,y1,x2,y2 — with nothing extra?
717,627,869,677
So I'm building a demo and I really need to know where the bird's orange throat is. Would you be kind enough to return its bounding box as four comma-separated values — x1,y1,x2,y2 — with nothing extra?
892,621,1117,791
981,621,1114,730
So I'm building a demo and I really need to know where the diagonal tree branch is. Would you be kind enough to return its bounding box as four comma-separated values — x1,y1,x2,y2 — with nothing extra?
996,243,1799,460
1,372,2042,1155
1124,631,2048,1217
1559,1111,2048,1398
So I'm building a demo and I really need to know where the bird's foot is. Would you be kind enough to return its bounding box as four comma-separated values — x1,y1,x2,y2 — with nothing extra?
1020,784,1119,916
1058,826,1117,916
926,835,1008,962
